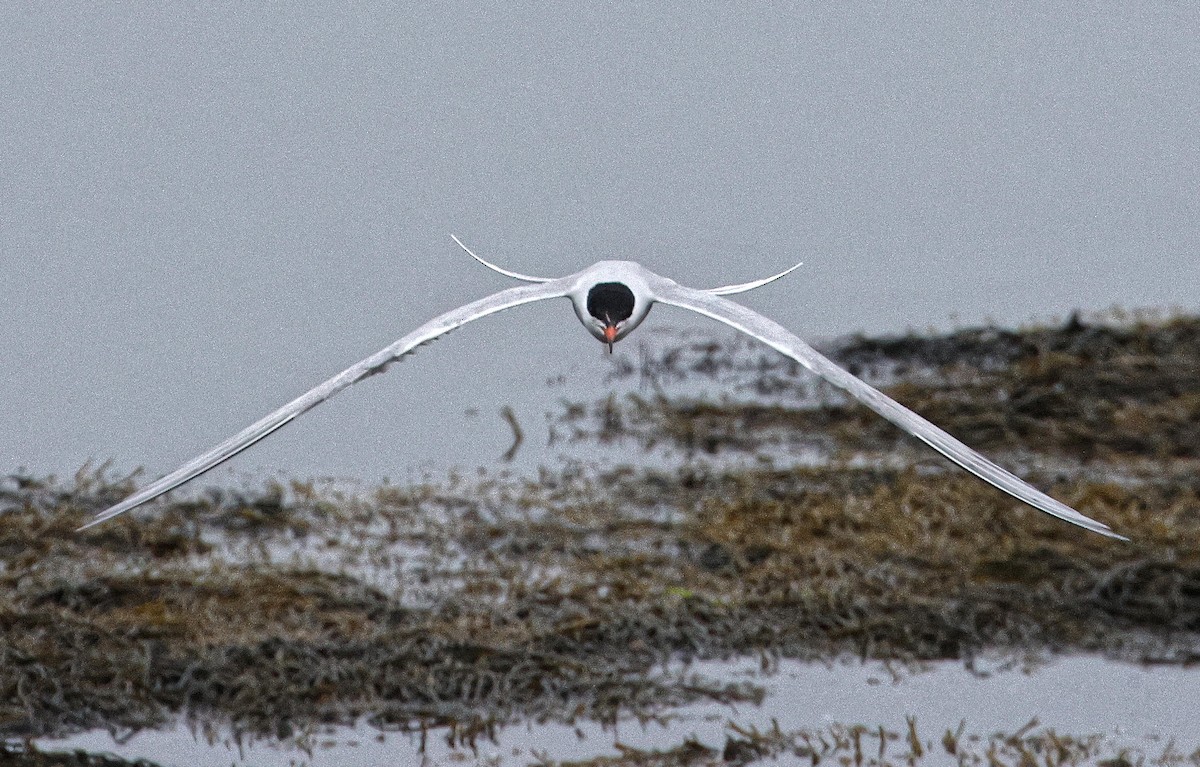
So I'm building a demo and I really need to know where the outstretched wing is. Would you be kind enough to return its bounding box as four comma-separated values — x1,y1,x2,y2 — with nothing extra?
653,283,1127,540
82,280,569,529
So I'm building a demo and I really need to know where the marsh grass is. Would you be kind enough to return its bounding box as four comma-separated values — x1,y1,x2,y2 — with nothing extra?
2,313,1198,754
575,313,1200,461
536,716,1200,767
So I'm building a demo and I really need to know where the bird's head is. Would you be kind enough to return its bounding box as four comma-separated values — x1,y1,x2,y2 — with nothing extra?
577,281,650,352
566,263,657,353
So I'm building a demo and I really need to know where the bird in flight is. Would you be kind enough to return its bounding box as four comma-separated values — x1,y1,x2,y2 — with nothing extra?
81,238,1125,540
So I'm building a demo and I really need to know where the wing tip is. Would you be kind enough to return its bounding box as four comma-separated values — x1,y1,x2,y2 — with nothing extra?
77,495,150,531
77,510,120,532
1095,525,1131,542
1056,505,1129,541
1067,513,1129,542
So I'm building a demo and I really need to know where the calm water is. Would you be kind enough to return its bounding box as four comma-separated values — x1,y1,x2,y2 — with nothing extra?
36,655,1200,766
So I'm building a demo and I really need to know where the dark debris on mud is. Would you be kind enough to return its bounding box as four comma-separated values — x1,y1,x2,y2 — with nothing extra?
3,313,1199,751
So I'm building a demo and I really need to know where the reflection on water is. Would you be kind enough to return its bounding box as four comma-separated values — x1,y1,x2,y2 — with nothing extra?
35,655,1200,766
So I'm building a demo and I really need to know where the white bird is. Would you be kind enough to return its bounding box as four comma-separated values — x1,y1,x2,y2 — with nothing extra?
81,238,1126,540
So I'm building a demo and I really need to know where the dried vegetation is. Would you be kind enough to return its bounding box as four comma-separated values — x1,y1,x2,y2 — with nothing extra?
579,312,1200,462
540,716,1200,767
2,312,1199,760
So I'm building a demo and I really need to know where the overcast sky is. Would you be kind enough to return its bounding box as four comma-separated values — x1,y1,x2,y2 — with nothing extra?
3,4,1197,485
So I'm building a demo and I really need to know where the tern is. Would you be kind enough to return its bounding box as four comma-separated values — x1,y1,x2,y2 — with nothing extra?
81,238,1125,540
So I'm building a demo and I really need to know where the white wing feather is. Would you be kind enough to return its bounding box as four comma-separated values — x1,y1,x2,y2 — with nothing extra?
653,283,1126,540
81,281,568,529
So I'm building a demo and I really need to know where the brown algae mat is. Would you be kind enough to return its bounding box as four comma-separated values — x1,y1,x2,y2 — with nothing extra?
2,312,1199,749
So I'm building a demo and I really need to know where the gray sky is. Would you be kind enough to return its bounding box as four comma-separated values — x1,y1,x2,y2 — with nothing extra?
3,4,1197,484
